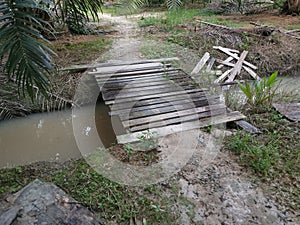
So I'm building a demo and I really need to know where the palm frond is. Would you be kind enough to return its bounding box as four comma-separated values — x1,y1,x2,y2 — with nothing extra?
0,0,55,99
56,0,103,33
165,0,183,10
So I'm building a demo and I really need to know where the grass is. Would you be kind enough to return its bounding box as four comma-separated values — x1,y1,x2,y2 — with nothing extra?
139,8,200,31
52,35,112,66
224,109,300,210
0,159,178,224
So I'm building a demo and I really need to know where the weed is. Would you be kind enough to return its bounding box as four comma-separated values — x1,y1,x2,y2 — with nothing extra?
238,71,280,113
138,130,159,151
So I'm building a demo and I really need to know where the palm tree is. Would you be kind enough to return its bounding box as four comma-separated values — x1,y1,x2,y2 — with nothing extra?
0,0,103,99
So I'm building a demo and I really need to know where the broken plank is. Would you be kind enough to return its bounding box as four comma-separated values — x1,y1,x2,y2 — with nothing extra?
217,56,235,69
213,46,257,70
117,111,246,144
191,52,210,75
214,69,233,83
234,120,262,133
206,57,215,72
227,50,248,82
242,66,261,80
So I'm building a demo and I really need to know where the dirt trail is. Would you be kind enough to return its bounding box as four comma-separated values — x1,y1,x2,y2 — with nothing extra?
97,13,299,225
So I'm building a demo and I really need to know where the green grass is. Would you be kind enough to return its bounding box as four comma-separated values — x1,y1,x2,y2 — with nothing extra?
225,109,300,210
139,8,200,31
0,159,177,224
202,17,241,28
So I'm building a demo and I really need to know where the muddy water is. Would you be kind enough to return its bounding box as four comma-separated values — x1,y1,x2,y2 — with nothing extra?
0,102,119,168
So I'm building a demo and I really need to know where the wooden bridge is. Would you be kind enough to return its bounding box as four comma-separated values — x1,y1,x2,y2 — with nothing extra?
87,58,246,143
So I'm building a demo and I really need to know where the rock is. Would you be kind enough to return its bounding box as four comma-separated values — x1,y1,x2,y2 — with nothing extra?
0,179,104,225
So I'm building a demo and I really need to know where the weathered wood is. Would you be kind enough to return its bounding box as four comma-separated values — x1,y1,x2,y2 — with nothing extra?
273,103,300,122
91,67,176,76
105,89,206,105
130,107,227,132
61,57,179,72
118,99,213,121
110,94,219,116
123,104,225,128
213,46,257,70
109,91,210,110
234,120,262,133
227,50,248,82
117,111,246,144
243,66,261,80
92,62,167,74
217,56,235,69
102,84,196,101
214,69,233,83
206,57,215,72
191,52,210,75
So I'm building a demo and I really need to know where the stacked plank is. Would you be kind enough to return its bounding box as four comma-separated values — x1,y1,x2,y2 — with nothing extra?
88,58,246,143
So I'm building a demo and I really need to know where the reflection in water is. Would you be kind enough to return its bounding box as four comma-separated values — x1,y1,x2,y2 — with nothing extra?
0,101,118,168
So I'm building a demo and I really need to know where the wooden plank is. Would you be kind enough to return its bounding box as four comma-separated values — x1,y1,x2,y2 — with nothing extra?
91,67,177,77
99,74,186,89
213,46,257,70
234,120,262,133
206,57,215,72
217,56,235,69
109,90,210,110
102,85,196,101
61,57,179,71
191,52,210,75
101,78,194,93
110,95,220,115
116,97,220,120
122,104,225,128
227,50,248,82
105,89,206,105
273,103,300,122
214,69,233,83
96,71,181,84
93,63,167,74
243,66,261,80
117,111,246,144
130,107,227,132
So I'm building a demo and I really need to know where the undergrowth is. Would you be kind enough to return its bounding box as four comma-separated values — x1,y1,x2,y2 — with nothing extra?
0,159,177,224
225,109,300,210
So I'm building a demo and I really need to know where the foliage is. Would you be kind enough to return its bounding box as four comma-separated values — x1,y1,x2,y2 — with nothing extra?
54,0,103,34
238,71,279,113
0,0,55,98
0,0,104,101
121,0,184,10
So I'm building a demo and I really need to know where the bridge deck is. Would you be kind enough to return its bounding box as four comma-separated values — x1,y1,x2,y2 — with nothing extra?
88,58,245,143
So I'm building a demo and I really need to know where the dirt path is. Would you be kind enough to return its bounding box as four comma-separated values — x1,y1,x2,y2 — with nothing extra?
97,13,299,225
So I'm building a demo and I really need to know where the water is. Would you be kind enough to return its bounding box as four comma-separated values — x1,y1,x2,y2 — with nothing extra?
0,101,121,168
